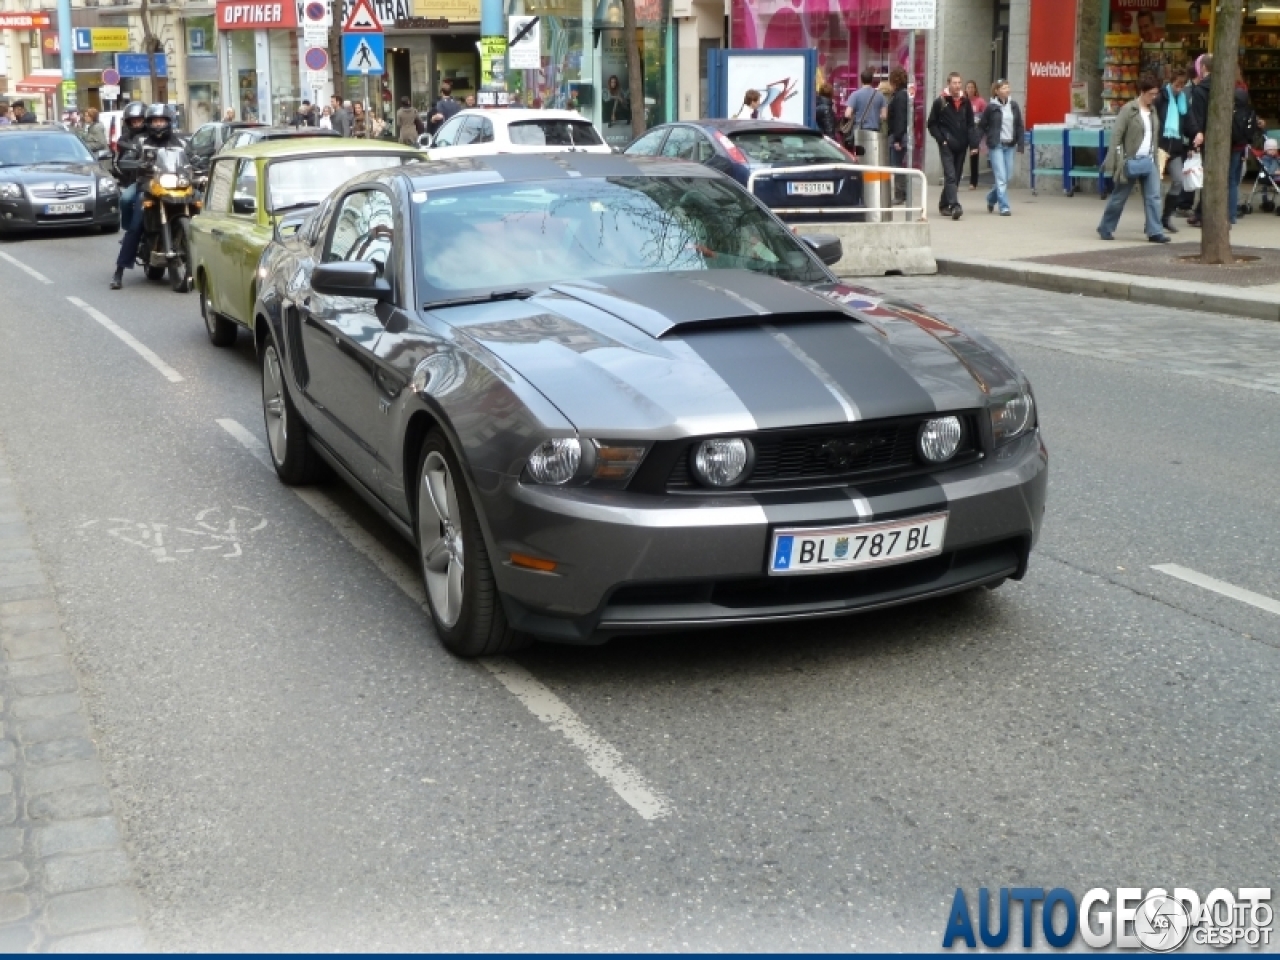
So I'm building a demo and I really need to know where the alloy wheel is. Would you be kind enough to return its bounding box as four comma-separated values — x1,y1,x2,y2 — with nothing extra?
262,344,287,465
418,451,465,628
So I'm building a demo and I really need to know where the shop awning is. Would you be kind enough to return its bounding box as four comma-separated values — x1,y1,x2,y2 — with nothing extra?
15,74,62,95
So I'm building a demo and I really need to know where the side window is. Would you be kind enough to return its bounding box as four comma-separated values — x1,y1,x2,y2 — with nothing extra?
433,115,465,147
231,159,257,215
324,190,396,277
189,126,215,156
475,117,494,144
205,159,234,214
661,127,698,160
454,116,484,146
625,127,667,156
695,134,715,163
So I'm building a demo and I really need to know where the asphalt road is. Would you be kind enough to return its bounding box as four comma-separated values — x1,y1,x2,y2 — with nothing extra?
0,232,1276,951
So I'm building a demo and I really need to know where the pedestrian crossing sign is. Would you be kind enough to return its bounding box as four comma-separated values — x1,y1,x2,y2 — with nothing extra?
342,33,384,75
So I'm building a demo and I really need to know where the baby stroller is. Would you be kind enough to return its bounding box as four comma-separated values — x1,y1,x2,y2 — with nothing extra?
1241,138,1279,216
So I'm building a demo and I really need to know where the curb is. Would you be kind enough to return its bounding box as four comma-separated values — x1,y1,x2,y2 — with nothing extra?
936,257,1280,323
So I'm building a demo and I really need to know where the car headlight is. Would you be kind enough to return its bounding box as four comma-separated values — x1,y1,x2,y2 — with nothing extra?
0,182,21,200
692,437,752,488
97,177,119,194
990,388,1036,445
918,416,963,462
158,173,180,190
526,438,581,485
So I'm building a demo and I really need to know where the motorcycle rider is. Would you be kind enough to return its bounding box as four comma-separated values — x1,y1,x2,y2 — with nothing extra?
112,104,183,290
109,101,149,289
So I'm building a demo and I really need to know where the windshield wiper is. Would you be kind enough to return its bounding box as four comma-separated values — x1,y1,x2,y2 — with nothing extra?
269,201,320,216
422,288,536,310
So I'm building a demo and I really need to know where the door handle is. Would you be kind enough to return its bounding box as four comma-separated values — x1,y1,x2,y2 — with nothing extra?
210,228,224,240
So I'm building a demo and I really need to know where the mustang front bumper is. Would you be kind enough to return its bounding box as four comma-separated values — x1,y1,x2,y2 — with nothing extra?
479,430,1048,643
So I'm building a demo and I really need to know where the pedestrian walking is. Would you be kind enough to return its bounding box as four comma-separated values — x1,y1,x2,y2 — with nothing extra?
1154,67,1189,234
318,106,333,130
978,80,1024,216
926,73,978,220
1183,54,1255,227
734,89,762,120
292,100,317,127
1097,76,1170,243
815,83,837,139
351,101,368,139
886,67,911,205
396,96,420,145
11,102,37,124
328,96,352,137
223,107,236,122
843,69,884,154
429,80,460,134
965,80,987,190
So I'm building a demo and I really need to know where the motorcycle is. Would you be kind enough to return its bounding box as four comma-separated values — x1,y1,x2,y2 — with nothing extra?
133,144,197,293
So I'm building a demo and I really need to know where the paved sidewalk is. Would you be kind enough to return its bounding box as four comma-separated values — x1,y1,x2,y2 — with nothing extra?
924,187,1280,321
0,440,146,952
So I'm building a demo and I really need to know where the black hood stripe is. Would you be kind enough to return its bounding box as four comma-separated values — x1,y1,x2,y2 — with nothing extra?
778,322,939,420
679,326,853,430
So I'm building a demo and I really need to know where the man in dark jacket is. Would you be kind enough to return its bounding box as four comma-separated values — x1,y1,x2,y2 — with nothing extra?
11,101,37,124
885,67,911,205
927,72,977,219
1182,54,1254,227
428,79,461,134
329,95,353,136
292,100,317,127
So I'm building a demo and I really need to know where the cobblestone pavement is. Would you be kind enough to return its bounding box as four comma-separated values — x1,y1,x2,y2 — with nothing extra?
871,276,1280,395
0,440,146,952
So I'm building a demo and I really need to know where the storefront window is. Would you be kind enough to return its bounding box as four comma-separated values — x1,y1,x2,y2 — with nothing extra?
228,31,259,121
269,31,301,125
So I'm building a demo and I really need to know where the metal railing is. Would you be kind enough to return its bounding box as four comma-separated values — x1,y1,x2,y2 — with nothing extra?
746,163,929,222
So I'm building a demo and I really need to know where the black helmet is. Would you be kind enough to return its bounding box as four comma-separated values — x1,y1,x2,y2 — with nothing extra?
144,103,176,138
122,101,148,123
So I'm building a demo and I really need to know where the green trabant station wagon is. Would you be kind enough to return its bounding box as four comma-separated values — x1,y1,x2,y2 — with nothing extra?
189,139,426,347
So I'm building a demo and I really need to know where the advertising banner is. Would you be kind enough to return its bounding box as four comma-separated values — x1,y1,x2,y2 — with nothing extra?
1025,0,1078,127
1110,0,1167,42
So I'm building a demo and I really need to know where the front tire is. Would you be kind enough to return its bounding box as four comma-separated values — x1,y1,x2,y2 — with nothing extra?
261,338,323,485
415,433,530,657
169,219,190,293
201,278,237,347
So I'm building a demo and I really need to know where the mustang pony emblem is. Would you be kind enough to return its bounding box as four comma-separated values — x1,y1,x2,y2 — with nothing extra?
820,436,888,469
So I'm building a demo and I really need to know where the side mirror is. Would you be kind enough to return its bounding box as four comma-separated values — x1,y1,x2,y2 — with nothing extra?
799,234,843,267
95,149,111,160
232,195,256,215
417,132,433,149
312,261,392,301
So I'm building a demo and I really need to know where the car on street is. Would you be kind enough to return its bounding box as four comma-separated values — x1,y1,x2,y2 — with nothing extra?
185,120,266,176
188,138,426,346
624,119,866,221
220,125,341,153
250,153,1047,657
0,126,121,235
421,108,612,159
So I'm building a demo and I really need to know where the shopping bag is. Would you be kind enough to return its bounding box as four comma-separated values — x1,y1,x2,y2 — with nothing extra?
1157,147,1170,179
1182,152,1204,191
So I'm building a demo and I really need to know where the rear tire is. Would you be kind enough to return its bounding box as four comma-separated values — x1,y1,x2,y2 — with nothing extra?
415,432,531,658
201,278,237,347
261,338,323,485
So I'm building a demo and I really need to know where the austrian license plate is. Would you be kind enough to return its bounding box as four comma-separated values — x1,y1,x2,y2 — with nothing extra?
769,512,948,576
786,181,835,196
44,202,85,215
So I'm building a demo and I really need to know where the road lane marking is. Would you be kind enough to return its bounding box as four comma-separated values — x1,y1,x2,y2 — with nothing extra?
66,297,184,383
0,251,53,285
1151,564,1280,617
481,659,673,820
216,418,673,819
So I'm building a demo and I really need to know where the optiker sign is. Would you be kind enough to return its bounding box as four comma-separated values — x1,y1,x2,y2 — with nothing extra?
215,0,298,29
1029,61,1073,78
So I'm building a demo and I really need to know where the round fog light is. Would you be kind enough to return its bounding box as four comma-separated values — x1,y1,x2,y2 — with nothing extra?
693,438,751,487
918,416,962,463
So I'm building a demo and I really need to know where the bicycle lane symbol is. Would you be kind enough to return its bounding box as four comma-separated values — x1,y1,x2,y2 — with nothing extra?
79,506,268,562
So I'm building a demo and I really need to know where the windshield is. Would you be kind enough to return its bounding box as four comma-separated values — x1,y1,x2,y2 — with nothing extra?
507,119,604,148
267,154,417,213
0,133,94,167
415,175,828,296
729,130,849,166
153,146,190,174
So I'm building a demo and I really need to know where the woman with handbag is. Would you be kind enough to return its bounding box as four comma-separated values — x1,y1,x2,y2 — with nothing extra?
1097,76,1171,243
1154,67,1190,234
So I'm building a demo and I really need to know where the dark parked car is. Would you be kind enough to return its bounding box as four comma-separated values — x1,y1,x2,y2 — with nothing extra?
222,126,341,152
0,126,121,235
625,119,866,221
185,121,266,175
252,154,1046,656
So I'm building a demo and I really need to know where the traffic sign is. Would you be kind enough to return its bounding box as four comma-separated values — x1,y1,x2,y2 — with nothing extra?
73,28,93,54
507,16,540,69
306,70,329,90
303,0,331,25
342,33,384,74
342,0,382,33
304,46,329,71
100,84,121,100
303,23,329,46
102,67,120,85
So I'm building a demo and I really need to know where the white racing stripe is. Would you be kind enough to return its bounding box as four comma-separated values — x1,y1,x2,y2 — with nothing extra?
0,251,53,285
67,296,184,383
1151,563,1280,617
216,417,674,821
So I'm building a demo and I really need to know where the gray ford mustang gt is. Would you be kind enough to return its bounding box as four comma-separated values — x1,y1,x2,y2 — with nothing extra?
253,153,1047,656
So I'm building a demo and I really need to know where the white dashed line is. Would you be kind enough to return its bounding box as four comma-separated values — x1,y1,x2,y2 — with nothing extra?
216,417,674,821
1152,564,1280,617
66,296,184,383
0,250,53,284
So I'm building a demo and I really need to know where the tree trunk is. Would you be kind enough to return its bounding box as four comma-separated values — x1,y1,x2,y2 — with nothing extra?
621,0,645,138
1200,2,1243,264
330,0,344,106
139,0,161,105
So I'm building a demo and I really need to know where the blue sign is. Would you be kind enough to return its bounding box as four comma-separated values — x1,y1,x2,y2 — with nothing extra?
116,53,168,78
73,28,93,54
341,33,384,75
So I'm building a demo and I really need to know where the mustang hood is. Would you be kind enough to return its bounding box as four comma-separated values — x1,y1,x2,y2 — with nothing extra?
443,272,1023,437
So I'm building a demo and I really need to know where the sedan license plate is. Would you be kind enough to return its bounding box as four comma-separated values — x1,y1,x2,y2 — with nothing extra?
786,181,835,196
769,513,948,575
44,202,85,215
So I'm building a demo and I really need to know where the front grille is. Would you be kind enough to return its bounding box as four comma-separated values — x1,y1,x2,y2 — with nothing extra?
30,185,91,200
663,413,980,492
